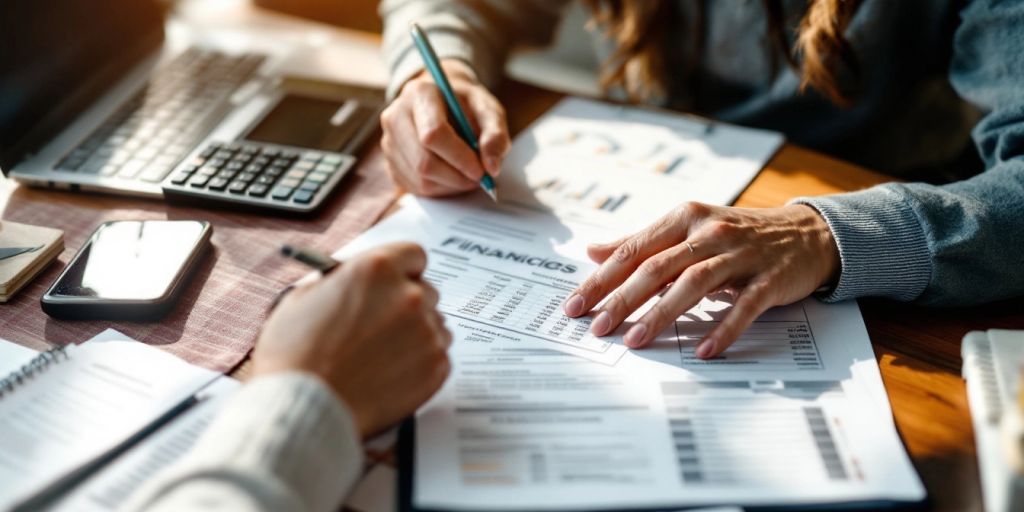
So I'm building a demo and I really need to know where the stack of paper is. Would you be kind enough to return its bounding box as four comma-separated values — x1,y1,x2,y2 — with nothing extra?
336,195,926,511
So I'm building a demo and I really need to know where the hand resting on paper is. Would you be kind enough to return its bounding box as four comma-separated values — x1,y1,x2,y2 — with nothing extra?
380,59,511,196
252,242,451,438
563,202,841,359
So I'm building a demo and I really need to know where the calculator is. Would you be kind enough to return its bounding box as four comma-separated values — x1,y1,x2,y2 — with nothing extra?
161,141,355,214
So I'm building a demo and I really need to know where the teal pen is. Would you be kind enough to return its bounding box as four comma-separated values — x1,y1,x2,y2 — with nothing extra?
409,23,498,201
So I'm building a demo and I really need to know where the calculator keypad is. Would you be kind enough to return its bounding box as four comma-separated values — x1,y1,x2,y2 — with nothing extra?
164,142,350,210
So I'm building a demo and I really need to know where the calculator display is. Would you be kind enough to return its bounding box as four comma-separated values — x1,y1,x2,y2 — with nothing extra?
244,94,374,152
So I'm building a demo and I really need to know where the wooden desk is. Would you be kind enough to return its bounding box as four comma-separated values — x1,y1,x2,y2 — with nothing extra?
2,21,1018,511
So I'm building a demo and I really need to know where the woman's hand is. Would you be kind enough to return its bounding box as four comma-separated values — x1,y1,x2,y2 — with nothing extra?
562,203,840,359
253,242,451,438
380,59,511,197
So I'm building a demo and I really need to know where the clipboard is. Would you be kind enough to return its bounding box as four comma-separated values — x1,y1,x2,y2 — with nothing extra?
396,419,929,512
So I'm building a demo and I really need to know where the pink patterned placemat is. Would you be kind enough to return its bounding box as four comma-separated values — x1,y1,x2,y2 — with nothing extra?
0,148,397,372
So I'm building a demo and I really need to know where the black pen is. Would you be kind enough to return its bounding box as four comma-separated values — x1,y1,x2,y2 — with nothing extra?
280,245,339,273
270,245,339,310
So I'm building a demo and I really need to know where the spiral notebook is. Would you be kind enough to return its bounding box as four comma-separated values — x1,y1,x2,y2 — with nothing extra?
0,330,219,511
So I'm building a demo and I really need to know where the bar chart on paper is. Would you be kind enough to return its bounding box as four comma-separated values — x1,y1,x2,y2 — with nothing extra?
661,381,854,486
534,177,630,213
500,97,786,229
672,301,824,371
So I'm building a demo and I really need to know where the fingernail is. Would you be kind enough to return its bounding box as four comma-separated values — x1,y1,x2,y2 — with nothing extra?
624,323,647,347
485,156,499,174
696,338,715,359
591,311,611,336
563,294,584,316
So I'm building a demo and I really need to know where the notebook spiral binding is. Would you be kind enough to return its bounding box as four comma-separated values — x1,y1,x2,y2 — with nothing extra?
0,346,70,398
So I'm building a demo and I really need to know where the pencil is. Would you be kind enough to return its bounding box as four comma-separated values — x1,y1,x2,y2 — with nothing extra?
409,22,498,201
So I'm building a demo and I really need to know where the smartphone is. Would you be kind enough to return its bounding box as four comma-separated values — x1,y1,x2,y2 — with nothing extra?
42,220,212,320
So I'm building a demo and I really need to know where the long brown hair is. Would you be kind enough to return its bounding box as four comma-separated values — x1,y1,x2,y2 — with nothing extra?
584,0,863,107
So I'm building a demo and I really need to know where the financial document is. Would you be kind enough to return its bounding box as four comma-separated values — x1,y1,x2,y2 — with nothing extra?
336,196,925,510
499,98,784,231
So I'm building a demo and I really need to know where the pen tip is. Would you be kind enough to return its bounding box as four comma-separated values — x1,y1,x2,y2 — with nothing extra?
280,245,295,257
484,188,498,202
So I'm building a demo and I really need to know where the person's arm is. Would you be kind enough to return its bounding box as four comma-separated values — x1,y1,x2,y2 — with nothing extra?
561,0,1024,360
379,0,570,99
377,0,570,197
126,243,452,512
124,374,364,512
791,0,1024,306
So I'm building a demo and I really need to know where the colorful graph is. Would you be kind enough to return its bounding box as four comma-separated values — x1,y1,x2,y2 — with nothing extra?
536,178,630,213
545,130,691,176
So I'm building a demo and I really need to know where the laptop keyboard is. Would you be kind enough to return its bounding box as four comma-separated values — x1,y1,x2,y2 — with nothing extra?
56,48,266,183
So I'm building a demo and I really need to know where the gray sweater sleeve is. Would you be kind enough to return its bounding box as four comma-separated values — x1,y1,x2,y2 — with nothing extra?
379,0,570,99
793,0,1024,306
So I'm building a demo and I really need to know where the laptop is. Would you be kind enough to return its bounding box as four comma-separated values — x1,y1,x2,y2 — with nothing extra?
0,0,382,213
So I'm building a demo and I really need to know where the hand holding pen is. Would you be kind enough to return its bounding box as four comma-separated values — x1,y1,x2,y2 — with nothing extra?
379,25,510,199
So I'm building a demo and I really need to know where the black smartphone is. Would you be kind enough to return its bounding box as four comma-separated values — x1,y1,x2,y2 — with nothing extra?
41,220,212,320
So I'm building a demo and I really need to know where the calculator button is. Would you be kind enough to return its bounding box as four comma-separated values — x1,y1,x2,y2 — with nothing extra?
292,161,314,171
214,150,234,160
265,165,287,178
255,175,277,185
280,150,300,161
207,157,227,168
261,148,282,159
197,165,219,177
279,177,301,188
244,163,264,174
247,184,270,197
313,163,337,174
284,169,308,180
321,154,343,165
225,161,245,171
215,169,236,180
99,164,120,176
207,177,230,191
305,172,330,184
239,146,258,157
236,172,257,183
298,180,320,192
300,151,324,162
293,189,316,204
270,185,295,200
170,172,192,185
227,180,249,194
225,142,244,152
252,156,271,167
189,174,211,187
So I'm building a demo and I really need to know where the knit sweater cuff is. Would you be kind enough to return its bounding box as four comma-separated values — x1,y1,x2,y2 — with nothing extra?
790,186,932,302
384,17,490,100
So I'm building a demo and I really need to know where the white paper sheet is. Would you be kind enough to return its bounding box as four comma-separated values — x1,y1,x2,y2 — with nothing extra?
0,329,219,510
47,377,239,511
0,337,38,376
499,98,785,232
335,196,925,510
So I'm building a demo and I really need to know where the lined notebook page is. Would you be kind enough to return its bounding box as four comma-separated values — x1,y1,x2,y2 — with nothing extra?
0,330,218,509
52,377,240,511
